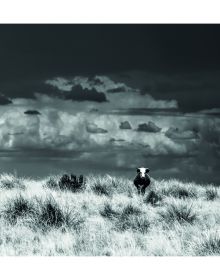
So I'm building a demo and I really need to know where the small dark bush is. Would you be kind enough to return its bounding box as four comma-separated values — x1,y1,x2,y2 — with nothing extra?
92,183,110,196
122,204,142,216
206,188,218,201
162,186,197,199
100,203,120,220
197,233,220,255
115,214,150,233
45,178,59,189
160,202,197,224
58,174,85,192
144,190,163,206
36,197,84,230
3,196,36,225
114,204,148,232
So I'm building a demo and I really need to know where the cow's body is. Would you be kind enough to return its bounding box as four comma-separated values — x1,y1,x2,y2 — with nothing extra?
134,167,151,195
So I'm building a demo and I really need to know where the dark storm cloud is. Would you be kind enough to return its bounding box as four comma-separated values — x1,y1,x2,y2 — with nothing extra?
165,127,199,140
65,85,107,102
24,110,41,115
109,108,181,116
119,121,132,129
107,86,127,93
137,121,161,133
86,123,108,134
126,71,220,112
0,94,12,105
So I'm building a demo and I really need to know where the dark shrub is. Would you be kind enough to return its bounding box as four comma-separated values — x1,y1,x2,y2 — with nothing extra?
162,186,197,199
92,183,110,196
114,204,149,233
58,174,85,192
122,204,142,216
36,197,84,230
100,203,120,220
3,196,36,225
197,233,220,255
160,202,197,224
206,188,218,201
115,214,150,233
144,190,162,206
45,177,59,189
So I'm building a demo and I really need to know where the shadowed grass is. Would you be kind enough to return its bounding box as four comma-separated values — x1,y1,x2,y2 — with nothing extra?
0,174,25,190
160,200,197,224
196,232,220,255
44,177,59,190
206,187,218,201
144,190,163,206
0,173,219,256
91,183,112,196
3,195,36,225
113,204,150,233
100,203,120,220
35,197,84,231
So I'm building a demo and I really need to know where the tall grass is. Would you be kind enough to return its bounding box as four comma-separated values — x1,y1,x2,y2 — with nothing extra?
159,200,197,224
0,173,219,255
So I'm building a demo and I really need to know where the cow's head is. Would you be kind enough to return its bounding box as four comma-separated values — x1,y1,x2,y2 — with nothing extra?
137,167,150,178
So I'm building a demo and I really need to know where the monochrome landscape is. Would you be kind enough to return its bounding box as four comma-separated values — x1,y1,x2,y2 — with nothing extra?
0,25,219,255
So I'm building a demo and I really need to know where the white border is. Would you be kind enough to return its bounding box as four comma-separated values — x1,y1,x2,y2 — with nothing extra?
0,257,219,280
0,1,219,279
0,0,220,23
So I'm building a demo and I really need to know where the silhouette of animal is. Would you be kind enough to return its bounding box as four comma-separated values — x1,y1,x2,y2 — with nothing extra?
134,167,151,195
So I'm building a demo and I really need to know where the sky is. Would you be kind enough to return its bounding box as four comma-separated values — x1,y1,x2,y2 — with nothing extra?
0,24,220,184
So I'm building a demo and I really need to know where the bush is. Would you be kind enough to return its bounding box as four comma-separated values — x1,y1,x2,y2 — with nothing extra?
114,204,149,232
3,196,36,225
197,232,220,255
58,174,85,192
122,204,142,216
115,213,150,233
161,182,197,199
206,187,218,201
92,183,111,196
160,201,197,224
45,177,59,189
144,190,163,206
100,203,120,220
36,197,84,230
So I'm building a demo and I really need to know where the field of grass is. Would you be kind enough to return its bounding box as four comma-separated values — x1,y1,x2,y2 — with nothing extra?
0,173,219,256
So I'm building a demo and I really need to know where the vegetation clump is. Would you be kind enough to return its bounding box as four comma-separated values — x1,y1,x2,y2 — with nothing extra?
58,174,85,192
206,187,218,201
0,173,219,256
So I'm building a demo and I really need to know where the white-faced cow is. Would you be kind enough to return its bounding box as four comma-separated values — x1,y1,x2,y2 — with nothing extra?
134,167,151,195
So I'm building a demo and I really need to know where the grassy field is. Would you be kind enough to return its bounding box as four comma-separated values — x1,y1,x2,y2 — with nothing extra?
0,173,219,256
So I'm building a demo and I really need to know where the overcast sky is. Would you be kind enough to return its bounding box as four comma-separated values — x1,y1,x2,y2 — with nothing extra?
0,24,220,184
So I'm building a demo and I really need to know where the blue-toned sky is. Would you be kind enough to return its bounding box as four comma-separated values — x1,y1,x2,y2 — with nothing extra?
0,25,220,183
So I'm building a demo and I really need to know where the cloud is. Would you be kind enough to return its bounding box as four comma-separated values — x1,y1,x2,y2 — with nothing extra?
65,85,107,102
137,121,161,133
107,86,127,93
46,76,178,110
0,94,12,105
165,127,199,140
119,121,132,129
24,110,41,115
86,122,108,134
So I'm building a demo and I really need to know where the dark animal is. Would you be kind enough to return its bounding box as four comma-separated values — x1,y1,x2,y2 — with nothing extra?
134,167,151,195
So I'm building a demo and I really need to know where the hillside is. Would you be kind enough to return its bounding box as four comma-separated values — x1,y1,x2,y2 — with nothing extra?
0,173,219,256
